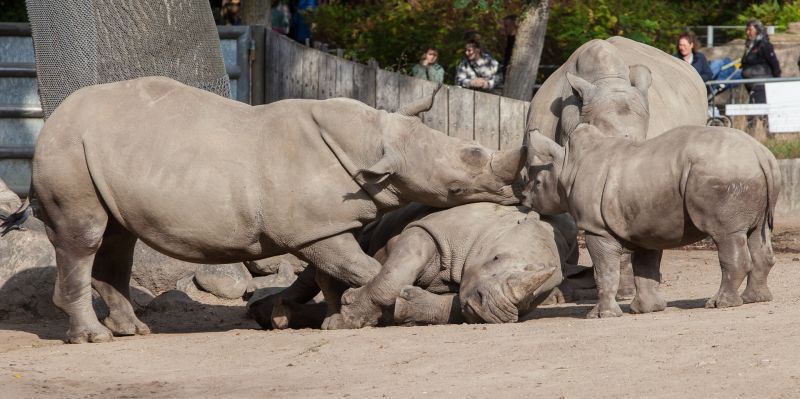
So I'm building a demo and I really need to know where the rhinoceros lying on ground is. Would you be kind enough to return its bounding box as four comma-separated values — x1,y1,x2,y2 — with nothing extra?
521,124,780,318
28,77,527,343
268,202,578,329
526,36,707,144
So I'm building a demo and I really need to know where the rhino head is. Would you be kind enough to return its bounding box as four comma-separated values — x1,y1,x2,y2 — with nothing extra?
358,86,526,207
565,64,652,141
519,129,569,215
458,214,559,323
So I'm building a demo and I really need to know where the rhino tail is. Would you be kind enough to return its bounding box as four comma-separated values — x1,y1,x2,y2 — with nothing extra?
0,197,32,237
755,144,780,234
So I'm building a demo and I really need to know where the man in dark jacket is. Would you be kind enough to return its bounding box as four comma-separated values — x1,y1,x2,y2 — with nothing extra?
742,19,781,103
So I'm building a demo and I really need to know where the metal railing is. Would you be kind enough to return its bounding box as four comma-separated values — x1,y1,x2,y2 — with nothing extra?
688,25,776,48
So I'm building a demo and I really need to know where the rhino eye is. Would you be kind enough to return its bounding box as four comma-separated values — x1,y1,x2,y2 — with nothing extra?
449,187,465,195
493,255,500,261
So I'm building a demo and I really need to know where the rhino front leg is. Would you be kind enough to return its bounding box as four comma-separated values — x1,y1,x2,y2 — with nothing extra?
585,234,624,318
629,249,666,314
394,287,463,325
329,227,435,329
91,220,149,336
706,232,749,308
617,253,636,300
249,265,321,329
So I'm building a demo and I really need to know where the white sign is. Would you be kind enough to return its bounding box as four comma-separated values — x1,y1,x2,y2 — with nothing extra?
766,81,800,133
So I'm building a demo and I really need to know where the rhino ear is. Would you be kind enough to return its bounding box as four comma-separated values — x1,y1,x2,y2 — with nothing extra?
565,72,596,102
357,153,398,184
526,129,563,166
629,64,652,95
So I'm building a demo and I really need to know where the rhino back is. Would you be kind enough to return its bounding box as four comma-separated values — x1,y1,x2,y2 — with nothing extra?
599,127,766,246
38,77,376,261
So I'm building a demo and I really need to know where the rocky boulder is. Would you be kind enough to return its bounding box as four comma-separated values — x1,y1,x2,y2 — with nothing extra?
243,254,307,276
194,263,252,299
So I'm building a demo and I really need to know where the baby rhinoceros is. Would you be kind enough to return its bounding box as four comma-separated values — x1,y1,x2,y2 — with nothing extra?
522,124,781,319
320,202,577,328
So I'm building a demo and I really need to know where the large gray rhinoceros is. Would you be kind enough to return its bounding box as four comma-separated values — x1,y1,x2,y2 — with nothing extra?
29,76,526,343
521,124,780,319
270,202,577,329
526,36,707,143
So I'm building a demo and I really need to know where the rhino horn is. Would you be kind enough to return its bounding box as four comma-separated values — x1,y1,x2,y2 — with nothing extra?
397,83,442,117
490,146,527,182
505,265,556,304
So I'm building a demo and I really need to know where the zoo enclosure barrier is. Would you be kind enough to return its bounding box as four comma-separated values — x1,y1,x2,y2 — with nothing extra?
688,25,776,48
705,76,800,134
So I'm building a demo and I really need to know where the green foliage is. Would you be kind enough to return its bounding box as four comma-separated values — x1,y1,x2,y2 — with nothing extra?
0,0,27,22
735,0,800,31
764,138,800,159
308,0,524,80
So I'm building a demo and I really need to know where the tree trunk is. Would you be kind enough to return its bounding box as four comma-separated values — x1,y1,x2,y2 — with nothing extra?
240,0,271,27
504,0,549,101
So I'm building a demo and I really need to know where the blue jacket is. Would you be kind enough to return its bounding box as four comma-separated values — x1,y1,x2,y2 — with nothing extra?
675,51,713,82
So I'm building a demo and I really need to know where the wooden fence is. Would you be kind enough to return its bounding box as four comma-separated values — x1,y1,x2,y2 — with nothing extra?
264,31,529,151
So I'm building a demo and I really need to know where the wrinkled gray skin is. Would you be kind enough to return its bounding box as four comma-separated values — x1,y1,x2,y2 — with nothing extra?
526,37,707,298
527,36,707,144
32,77,526,343
271,203,577,329
521,124,781,318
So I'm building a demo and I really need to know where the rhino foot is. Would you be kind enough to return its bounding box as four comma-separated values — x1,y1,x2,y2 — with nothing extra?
270,298,291,330
537,288,566,306
334,287,382,329
705,292,743,308
103,311,150,336
741,287,773,304
586,303,623,319
66,322,114,344
629,294,666,314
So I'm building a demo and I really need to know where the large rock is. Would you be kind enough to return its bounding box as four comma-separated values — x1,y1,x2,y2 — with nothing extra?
0,181,61,320
194,263,252,299
131,242,200,296
243,254,307,276
244,263,297,300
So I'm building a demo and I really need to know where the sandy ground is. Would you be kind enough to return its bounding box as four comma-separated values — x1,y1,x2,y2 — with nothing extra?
2,229,800,398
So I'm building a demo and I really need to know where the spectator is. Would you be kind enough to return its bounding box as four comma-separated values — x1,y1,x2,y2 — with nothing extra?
290,0,317,45
271,0,291,35
675,31,713,82
502,14,518,74
220,0,242,26
411,47,445,83
456,40,502,92
741,19,781,103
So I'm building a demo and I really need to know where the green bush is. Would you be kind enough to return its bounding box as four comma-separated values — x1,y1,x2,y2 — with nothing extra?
735,0,800,32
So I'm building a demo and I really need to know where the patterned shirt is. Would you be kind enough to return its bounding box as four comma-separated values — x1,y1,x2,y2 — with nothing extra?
455,52,502,90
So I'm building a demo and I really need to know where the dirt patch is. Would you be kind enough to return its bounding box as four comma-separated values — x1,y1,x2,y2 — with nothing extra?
2,245,800,398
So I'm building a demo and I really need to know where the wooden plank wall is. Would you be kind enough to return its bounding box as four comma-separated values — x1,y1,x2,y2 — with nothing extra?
264,32,529,151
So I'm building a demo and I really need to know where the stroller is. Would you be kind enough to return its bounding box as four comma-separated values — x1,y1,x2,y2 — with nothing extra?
706,57,742,127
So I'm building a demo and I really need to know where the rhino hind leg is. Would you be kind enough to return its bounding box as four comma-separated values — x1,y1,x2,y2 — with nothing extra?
616,253,636,300
629,249,666,314
706,232,749,308
44,202,113,343
91,219,149,336
741,225,775,303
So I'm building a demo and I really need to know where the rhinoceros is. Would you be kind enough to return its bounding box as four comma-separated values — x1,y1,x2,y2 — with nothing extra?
521,124,780,318
526,37,708,298
526,36,707,144
29,76,527,343
268,202,577,329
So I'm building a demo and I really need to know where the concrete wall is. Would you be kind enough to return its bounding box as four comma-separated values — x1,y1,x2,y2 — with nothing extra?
777,158,800,217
